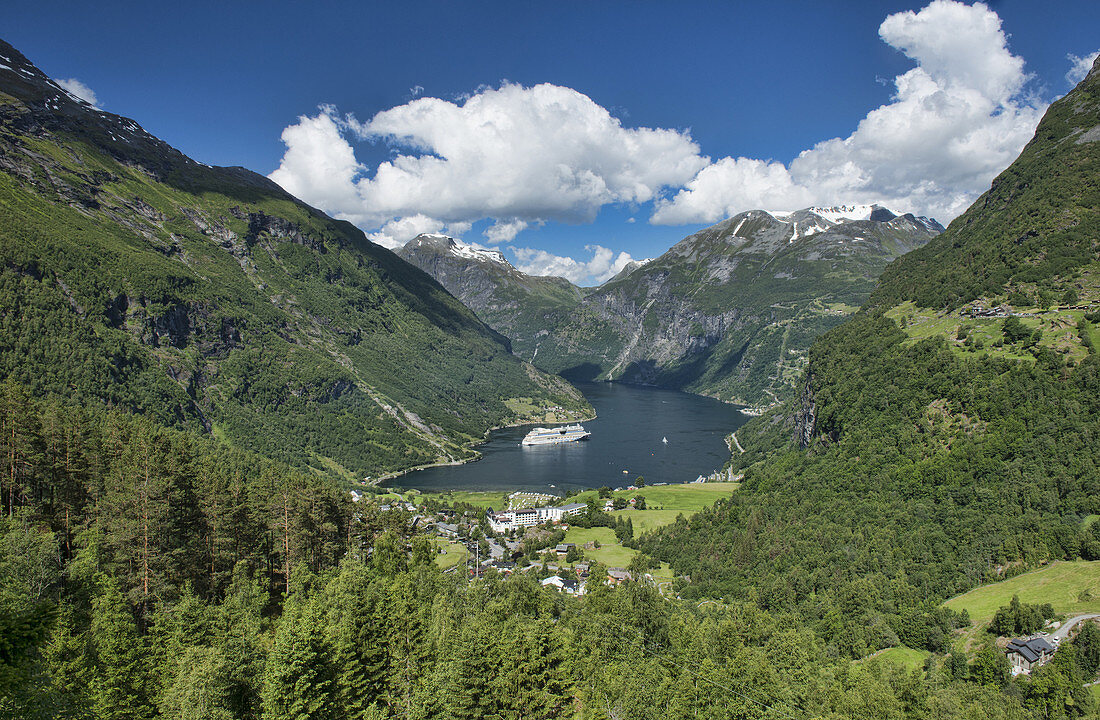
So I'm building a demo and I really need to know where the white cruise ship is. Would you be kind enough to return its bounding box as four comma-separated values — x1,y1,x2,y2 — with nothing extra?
521,424,591,446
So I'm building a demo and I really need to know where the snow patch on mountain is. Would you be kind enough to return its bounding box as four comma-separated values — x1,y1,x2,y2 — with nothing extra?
411,233,510,265
806,204,876,224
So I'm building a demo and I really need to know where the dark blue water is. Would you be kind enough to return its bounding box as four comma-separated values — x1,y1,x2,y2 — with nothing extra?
386,382,749,494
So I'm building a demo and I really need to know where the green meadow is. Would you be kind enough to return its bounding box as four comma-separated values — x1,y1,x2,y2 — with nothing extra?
943,561,1100,652
870,646,931,672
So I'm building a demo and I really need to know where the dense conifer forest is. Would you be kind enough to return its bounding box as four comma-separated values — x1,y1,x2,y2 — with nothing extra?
2,382,1098,719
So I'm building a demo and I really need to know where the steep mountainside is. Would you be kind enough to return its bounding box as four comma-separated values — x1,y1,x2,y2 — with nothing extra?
397,233,583,358
0,40,589,479
533,205,941,408
638,56,1100,657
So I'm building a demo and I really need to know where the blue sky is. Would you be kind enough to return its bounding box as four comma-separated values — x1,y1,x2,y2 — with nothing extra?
5,1,1099,284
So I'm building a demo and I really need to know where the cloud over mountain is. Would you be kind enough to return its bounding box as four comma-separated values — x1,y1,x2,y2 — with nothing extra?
268,0,1071,272
651,0,1047,225
1066,50,1100,86
512,245,635,285
269,83,706,245
54,78,99,108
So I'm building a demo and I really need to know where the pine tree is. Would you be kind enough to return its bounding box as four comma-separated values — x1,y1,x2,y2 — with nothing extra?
158,645,235,720
385,572,434,716
330,560,391,717
0,378,42,516
43,602,94,719
523,619,576,720
217,561,269,720
261,597,338,720
90,578,154,720
100,419,171,612
444,618,497,720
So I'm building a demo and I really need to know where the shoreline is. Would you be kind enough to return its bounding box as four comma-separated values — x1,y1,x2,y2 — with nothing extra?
373,407,597,488
373,379,753,491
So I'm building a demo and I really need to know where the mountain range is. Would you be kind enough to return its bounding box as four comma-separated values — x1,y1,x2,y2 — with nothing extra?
396,233,584,360
0,39,590,480
400,205,943,408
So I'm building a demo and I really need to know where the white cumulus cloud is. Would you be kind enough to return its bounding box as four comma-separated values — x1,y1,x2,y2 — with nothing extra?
484,219,529,244
269,83,708,243
55,78,99,108
512,244,635,286
366,214,445,249
269,110,364,223
652,0,1046,225
1066,51,1100,86
365,215,474,249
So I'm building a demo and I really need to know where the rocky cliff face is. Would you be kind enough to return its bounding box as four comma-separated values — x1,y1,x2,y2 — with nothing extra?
531,206,942,408
792,374,817,448
398,234,583,357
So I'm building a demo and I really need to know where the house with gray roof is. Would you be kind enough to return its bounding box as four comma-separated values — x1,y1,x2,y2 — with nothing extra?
1005,636,1056,674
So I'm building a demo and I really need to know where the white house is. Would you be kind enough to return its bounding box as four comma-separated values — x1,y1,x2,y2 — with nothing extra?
541,575,582,594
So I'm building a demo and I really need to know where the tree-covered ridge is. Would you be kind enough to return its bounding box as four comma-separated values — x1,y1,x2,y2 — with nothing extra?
870,56,1100,312
640,316,1100,652
0,39,590,479
637,57,1100,658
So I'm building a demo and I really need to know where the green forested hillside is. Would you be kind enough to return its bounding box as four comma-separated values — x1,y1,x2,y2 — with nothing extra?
1,382,1085,720
0,40,589,479
639,57,1100,658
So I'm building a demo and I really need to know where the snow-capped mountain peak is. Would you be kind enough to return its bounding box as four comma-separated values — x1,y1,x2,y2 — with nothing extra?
803,204,877,224
406,233,509,265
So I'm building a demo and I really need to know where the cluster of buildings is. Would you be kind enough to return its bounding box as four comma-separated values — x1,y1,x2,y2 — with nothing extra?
487,501,586,532
536,563,634,594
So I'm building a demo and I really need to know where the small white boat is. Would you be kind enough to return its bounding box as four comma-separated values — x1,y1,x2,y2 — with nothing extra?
662,436,668,444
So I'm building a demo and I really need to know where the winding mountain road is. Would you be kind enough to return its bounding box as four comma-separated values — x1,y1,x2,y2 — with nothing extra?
1052,613,1100,643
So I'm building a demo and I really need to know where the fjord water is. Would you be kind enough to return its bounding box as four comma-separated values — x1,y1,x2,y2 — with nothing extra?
388,382,749,494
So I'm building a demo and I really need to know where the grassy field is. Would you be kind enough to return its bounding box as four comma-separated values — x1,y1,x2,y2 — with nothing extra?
419,480,741,520
870,647,931,672
885,300,1096,365
555,482,740,580
603,482,740,534
418,490,508,510
943,561,1100,653
432,539,468,570
570,481,740,513
561,527,635,567
610,509,684,533
558,525,675,584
